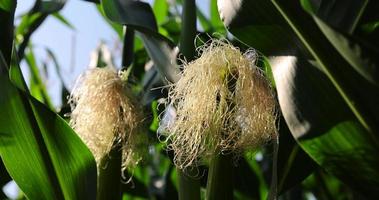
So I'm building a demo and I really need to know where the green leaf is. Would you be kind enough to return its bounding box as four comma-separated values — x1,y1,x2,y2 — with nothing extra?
139,29,181,83
52,13,75,30
153,0,168,25
101,0,180,83
25,48,54,109
102,0,158,31
271,55,379,197
299,0,379,86
9,49,29,91
0,0,13,10
0,73,97,199
209,0,226,34
264,2,379,195
271,0,379,141
313,16,379,86
354,1,379,48
216,0,304,55
16,0,67,36
219,0,379,197
96,5,123,39
300,0,368,33
38,0,67,14
361,20,379,34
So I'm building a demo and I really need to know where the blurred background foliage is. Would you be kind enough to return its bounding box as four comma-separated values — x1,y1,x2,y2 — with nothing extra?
0,0,378,199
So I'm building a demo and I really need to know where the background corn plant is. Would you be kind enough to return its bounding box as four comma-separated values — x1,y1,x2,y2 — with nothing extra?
0,0,378,199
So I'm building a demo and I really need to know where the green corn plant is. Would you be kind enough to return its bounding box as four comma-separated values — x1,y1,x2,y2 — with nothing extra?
1,0,378,199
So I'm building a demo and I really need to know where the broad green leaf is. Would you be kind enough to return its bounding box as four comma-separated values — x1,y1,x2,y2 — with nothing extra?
217,0,379,197
271,55,379,197
0,0,15,68
271,0,379,134
0,73,97,199
102,0,158,31
217,0,304,55
299,0,379,86
313,16,379,86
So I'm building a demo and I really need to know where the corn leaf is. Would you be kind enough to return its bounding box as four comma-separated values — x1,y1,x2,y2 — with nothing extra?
25,48,54,109
101,0,157,31
209,0,226,34
271,55,379,197
96,5,123,39
0,56,97,199
52,13,75,30
218,0,379,197
217,0,304,55
301,0,368,33
101,0,180,83
311,12,379,86
153,0,168,25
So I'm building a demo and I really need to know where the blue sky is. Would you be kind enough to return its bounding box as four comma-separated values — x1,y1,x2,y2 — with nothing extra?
16,0,120,107
15,0,209,108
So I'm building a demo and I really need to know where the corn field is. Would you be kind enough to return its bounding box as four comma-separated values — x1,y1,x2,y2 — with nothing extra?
0,0,378,199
